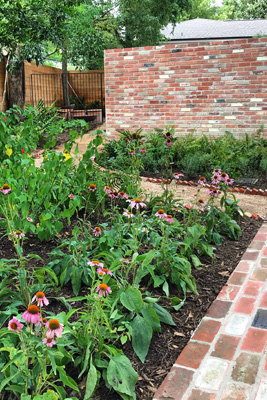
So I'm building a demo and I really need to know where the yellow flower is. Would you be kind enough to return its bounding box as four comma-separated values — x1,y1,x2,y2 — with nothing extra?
6,148,12,157
63,151,72,161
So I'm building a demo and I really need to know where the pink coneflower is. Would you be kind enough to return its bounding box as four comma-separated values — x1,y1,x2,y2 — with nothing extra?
212,174,221,185
225,177,234,185
213,168,221,175
198,177,206,185
93,227,101,236
26,216,33,222
165,214,174,223
165,132,172,138
8,317,23,332
22,305,41,324
119,191,128,199
96,283,112,297
88,184,96,192
165,139,172,147
0,184,12,194
46,319,64,339
42,338,56,347
173,172,184,180
120,257,130,264
220,172,229,182
173,207,182,213
197,198,206,208
155,209,167,219
88,260,104,268
139,147,147,153
97,267,113,276
68,193,75,199
126,198,146,209
209,188,219,197
32,291,49,307
130,150,135,155
36,317,49,327
123,210,134,218
13,230,25,239
104,185,111,194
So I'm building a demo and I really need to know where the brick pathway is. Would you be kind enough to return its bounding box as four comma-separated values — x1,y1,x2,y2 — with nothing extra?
154,222,267,400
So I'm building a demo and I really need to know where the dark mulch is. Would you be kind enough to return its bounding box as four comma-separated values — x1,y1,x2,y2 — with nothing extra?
0,217,262,400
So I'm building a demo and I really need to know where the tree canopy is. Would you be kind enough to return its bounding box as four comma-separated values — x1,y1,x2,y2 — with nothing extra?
218,0,267,20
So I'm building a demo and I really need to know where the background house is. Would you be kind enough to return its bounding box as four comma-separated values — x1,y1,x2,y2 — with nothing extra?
162,18,267,42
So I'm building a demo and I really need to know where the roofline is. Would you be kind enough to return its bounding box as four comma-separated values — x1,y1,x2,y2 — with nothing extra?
165,36,258,43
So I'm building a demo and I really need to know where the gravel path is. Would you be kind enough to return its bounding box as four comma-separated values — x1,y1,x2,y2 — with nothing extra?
35,123,267,218
140,180,267,219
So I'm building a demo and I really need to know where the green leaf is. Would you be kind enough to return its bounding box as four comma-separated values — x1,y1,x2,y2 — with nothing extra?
58,366,80,395
140,303,161,333
131,315,152,363
162,281,169,297
84,357,98,400
153,303,176,326
70,265,81,295
120,287,143,312
55,221,63,233
107,355,138,398
33,390,59,400
0,371,19,392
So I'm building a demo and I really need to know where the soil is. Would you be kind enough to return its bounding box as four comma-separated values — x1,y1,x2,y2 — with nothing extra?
0,216,262,400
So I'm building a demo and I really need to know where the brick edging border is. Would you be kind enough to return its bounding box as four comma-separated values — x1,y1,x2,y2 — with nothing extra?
153,222,267,400
143,177,267,197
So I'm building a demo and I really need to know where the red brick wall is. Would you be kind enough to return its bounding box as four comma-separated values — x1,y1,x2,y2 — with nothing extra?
104,38,267,139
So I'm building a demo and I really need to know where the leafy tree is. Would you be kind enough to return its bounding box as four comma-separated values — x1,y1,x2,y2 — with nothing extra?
185,0,220,20
218,0,267,20
0,0,80,108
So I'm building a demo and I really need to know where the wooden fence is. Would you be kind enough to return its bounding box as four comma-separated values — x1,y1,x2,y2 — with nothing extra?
0,60,104,112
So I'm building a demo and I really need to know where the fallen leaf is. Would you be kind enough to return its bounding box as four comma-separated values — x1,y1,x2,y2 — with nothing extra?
188,311,194,318
147,386,157,393
218,271,230,277
174,331,185,337
172,344,179,349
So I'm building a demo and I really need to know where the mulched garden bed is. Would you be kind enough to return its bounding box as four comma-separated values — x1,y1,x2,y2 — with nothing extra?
0,217,262,400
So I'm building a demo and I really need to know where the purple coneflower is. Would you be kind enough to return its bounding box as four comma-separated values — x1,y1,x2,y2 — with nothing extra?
139,147,147,153
0,184,12,194
26,216,33,222
225,177,234,185
173,172,184,180
123,210,134,218
165,139,172,147
32,291,49,307
93,227,101,236
43,338,56,347
97,267,113,276
212,174,221,185
68,193,75,199
198,177,206,185
22,305,41,324
165,214,174,223
213,168,221,175
88,184,96,192
119,191,128,199
8,317,23,332
220,172,229,182
46,319,64,339
155,209,167,219
126,198,146,210
104,185,111,194
96,283,112,297
88,260,104,268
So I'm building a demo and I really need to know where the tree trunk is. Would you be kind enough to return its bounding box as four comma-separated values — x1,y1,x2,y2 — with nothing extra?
62,45,70,106
7,60,25,109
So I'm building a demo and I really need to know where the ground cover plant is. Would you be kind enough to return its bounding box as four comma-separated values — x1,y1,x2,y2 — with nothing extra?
0,110,262,400
100,126,267,182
